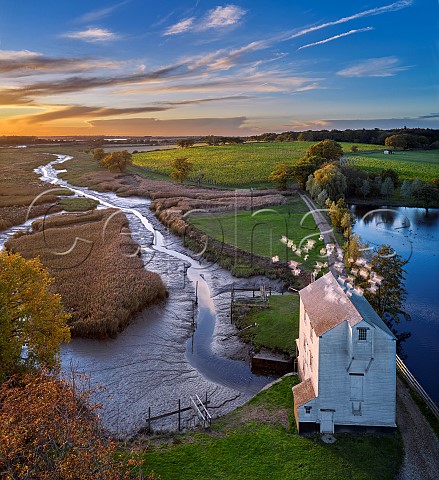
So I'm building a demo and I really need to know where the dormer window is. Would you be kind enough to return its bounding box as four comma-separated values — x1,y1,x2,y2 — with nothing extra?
358,328,367,342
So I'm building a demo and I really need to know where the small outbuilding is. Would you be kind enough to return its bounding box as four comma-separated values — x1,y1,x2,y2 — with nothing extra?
292,272,397,434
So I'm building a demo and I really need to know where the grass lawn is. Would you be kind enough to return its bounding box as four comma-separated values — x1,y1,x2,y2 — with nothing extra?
140,376,403,480
346,150,439,182
188,197,325,272
133,142,382,188
235,294,300,354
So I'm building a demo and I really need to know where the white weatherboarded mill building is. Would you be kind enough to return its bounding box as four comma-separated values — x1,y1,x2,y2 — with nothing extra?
292,272,397,434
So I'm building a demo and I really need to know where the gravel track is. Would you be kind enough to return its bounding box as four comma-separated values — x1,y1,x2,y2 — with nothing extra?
396,377,439,480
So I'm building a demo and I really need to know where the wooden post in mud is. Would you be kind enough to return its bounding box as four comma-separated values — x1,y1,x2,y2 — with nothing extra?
230,286,234,323
148,407,151,433
195,281,198,305
178,399,181,431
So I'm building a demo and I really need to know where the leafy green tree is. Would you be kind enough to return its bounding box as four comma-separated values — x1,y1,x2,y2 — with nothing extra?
100,150,132,172
380,177,394,197
306,139,343,161
268,163,294,190
313,163,347,200
373,176,382,194
317,188,328,205
413,182,439,210
290,155,326,188
0,251,71,382
400,180,413,197
359,179,370,198
177,138,195,148
171,157,192,183
343,234,363,266
92,148,106,162
361,245,411,351
326,198,351,233
381,168,399,187
411,178,423,194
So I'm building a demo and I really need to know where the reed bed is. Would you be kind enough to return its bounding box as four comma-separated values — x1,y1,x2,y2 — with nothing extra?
0,149,71,231
6,209,167,339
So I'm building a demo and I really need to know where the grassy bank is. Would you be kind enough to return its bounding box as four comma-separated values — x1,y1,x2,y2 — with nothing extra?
235,294,300,354
133,142,381,188
58,197,99,212
5,209,167,338
138,376,403,480
187,197,325,272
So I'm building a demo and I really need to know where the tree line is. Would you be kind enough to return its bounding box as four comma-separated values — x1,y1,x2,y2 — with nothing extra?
249,128,439,149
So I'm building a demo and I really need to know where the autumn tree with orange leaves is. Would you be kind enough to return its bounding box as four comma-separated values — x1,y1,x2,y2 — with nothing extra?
0,250,71,382
0,371,156,479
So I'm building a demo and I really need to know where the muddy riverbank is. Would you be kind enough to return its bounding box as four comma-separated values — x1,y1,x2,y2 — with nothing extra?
0,154,279,437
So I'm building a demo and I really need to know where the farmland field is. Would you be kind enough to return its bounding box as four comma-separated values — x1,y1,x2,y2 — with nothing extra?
132,142,381,187
346,150,439,182
187,197,326,271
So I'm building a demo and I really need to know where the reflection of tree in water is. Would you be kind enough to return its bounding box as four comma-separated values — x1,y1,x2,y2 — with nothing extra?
373,208,398,228
352,205,439,230
411,207,439,228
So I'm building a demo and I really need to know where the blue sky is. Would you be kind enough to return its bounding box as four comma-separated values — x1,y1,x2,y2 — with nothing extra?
0,0,438,135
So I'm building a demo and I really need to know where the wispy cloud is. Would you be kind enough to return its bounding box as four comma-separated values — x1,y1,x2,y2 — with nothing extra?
287,0,412,40
77,1,130,23
15,95,255,125
164,18,195,36
200,5,246,29
206,41,270,70
160,94,254,106
294,83,321,92
298,27,374,50
21,105,171,124
163,4,246,35
0,64,186,105
337,56,410,77
87,116,251,136
63,27,119,42
0,49,122,76
417,113,439,119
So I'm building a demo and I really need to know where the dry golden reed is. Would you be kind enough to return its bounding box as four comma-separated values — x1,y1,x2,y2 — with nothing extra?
6,209,167,339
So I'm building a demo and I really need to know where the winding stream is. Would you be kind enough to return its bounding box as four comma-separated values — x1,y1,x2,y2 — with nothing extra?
1,155,274,436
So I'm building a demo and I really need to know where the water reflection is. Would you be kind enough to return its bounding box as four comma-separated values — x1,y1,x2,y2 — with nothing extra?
350,205,439,403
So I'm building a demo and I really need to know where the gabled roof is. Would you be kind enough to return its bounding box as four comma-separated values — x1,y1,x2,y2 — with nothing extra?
292,378,316,407
346,288,395,338
299,272,395,339
300,272,362,336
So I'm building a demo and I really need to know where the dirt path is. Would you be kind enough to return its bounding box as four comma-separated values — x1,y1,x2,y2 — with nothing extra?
299,192,344,274
396,378,439,480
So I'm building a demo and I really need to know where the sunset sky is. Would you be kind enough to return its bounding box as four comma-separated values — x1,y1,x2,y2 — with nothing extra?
1,0,438,136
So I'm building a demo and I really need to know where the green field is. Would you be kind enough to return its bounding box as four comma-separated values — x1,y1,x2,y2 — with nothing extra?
188,197,326,272
236,294,300,354
346,150,439,182
141,376,403,480
133,142,381,187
